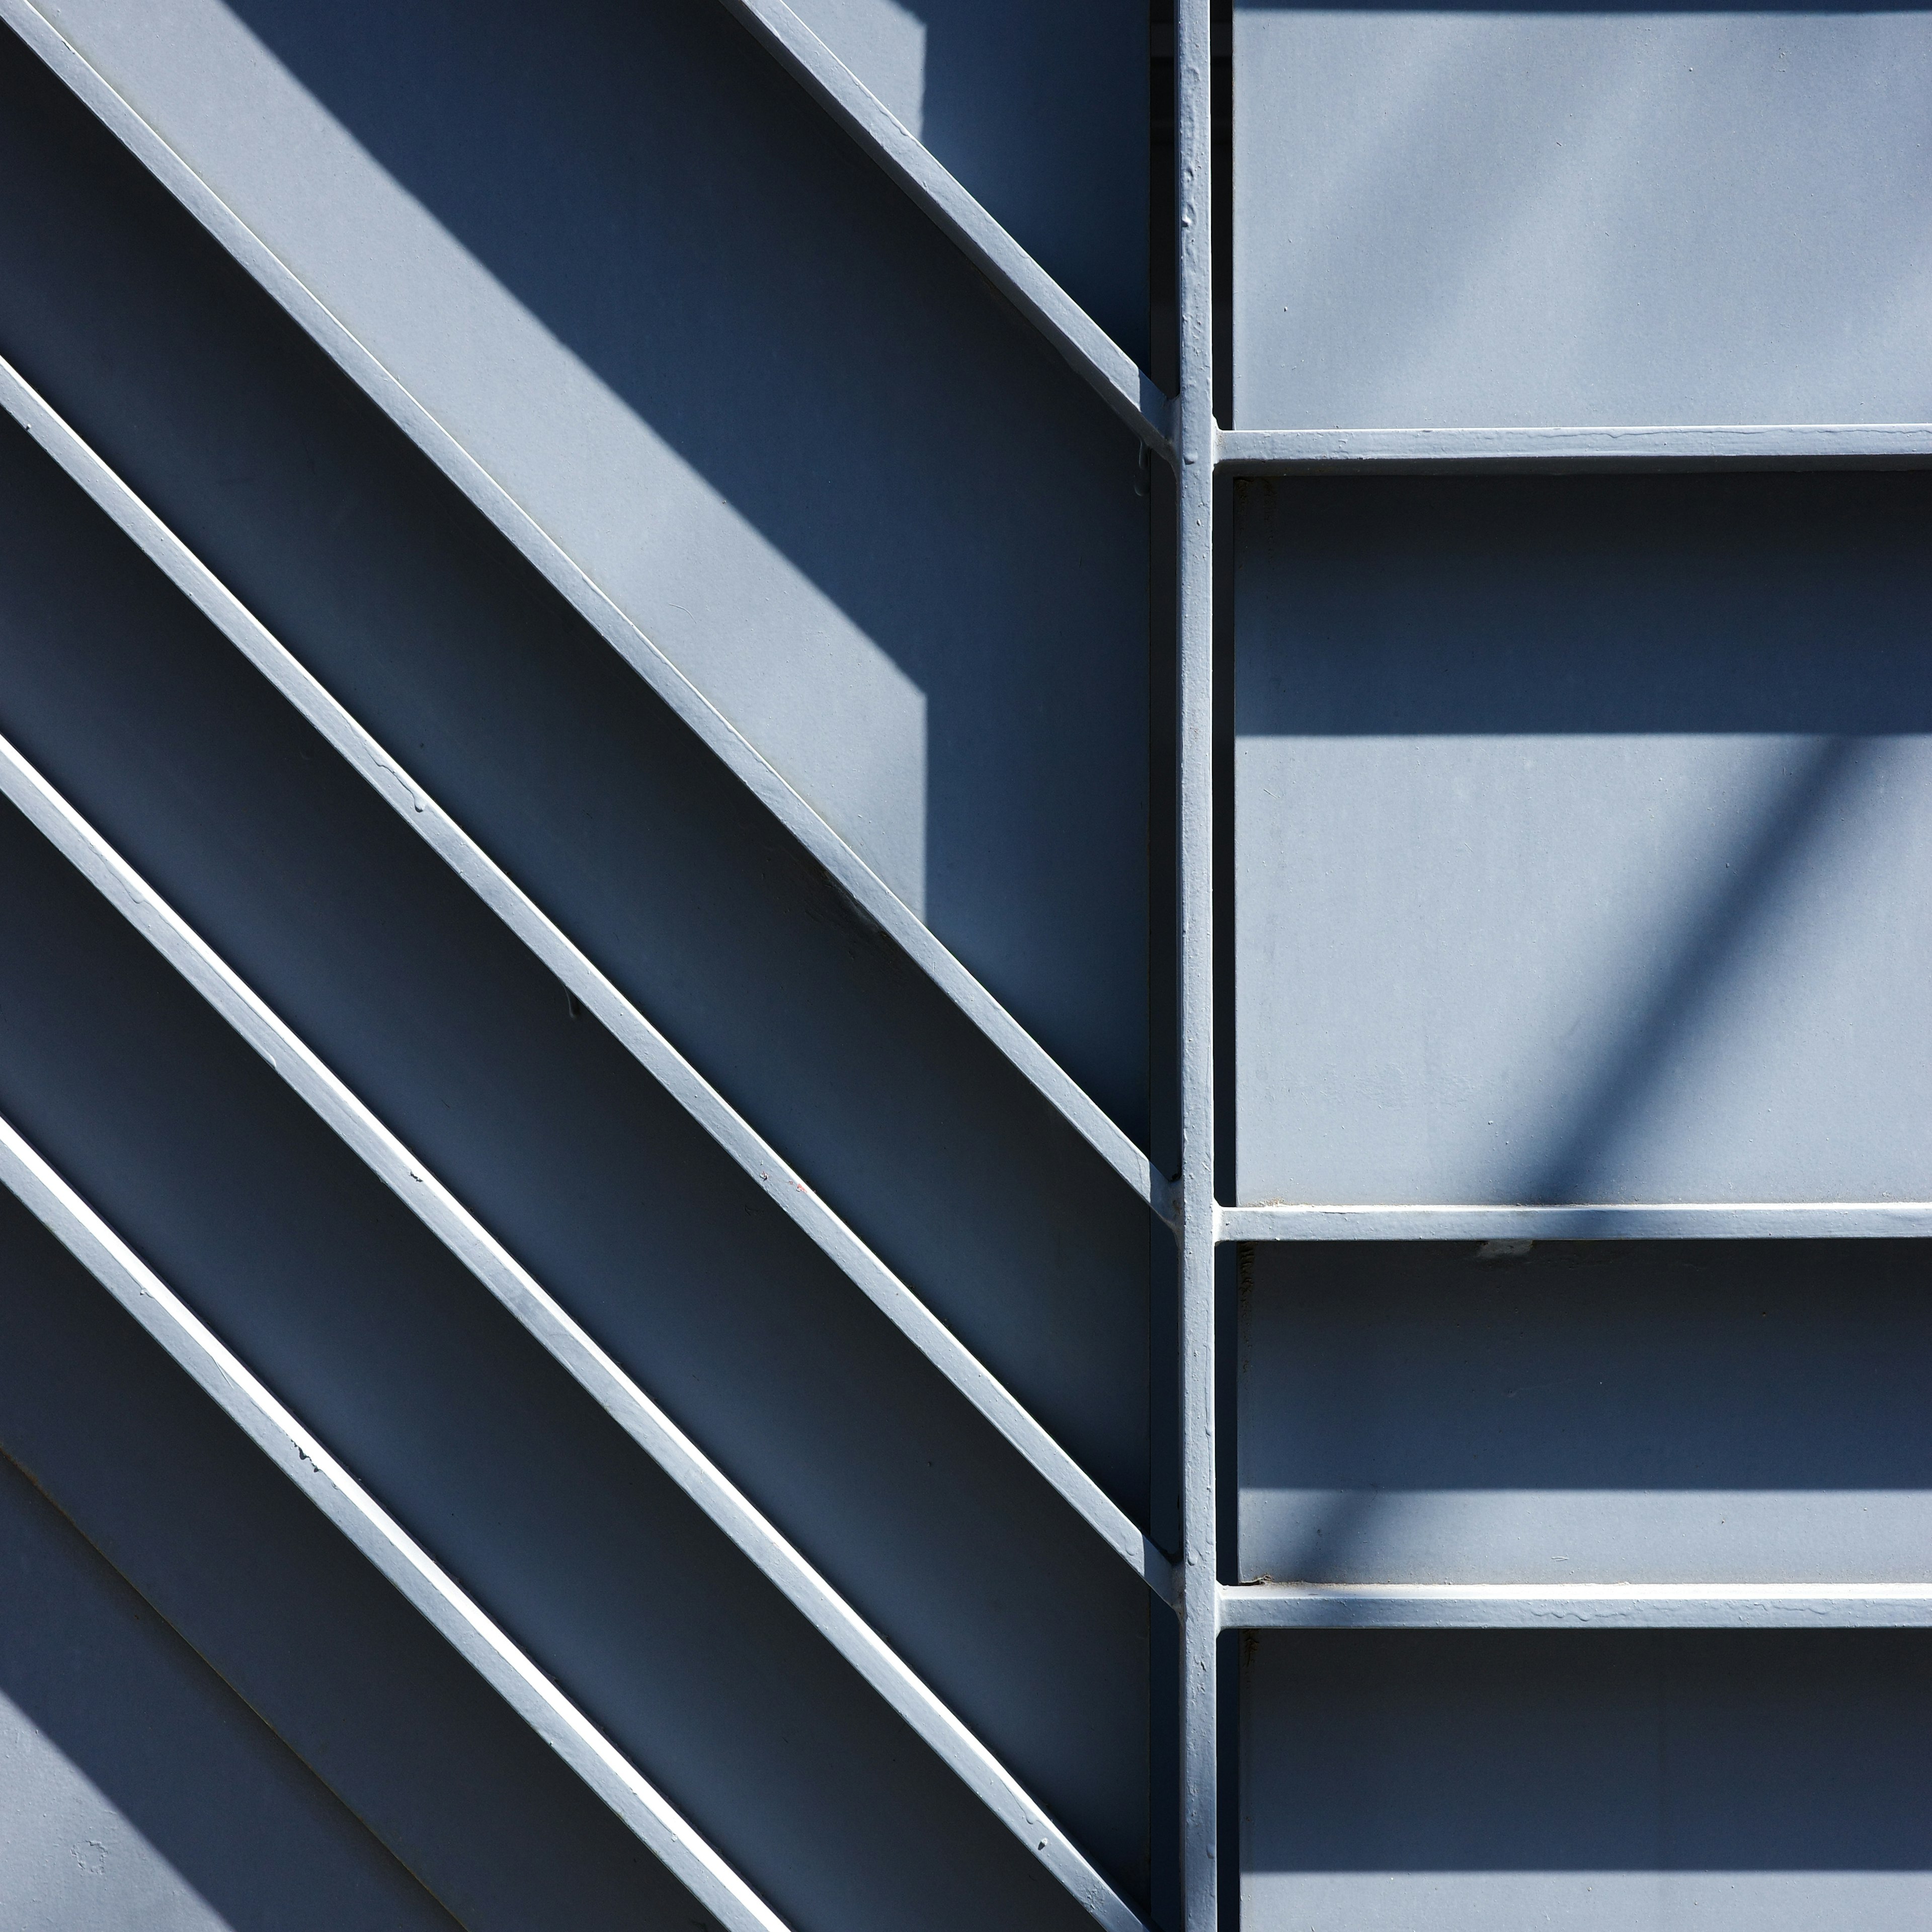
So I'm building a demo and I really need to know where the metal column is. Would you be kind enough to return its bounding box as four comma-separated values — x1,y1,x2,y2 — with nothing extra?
1172,6,1218,1930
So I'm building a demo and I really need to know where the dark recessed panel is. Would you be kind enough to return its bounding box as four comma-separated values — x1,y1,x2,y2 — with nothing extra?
1243,1630,1932,1930
1239,1239,1932,1584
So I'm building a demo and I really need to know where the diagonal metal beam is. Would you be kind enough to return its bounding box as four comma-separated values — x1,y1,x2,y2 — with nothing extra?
0,723,1154,1932
0,0,1168,1231
712,0,1172,456
0,351,1172,1611
0,1108,794,1932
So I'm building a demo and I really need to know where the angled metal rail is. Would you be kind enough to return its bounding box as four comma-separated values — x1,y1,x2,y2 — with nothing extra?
0,354,1171,1611
0,723,1154,1932
0,0,1167,1230
713,0,1172,455
0,1108,794,1932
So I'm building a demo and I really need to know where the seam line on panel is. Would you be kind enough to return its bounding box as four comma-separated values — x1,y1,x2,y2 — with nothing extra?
0,0,1167,1228
711,0,1173,456
0,723,1156,1932
0,1111,793,1932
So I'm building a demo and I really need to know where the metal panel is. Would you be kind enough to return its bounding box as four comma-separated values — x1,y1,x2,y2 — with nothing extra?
1237,1240,1932,1588
1232,3,1932,431
1242,1631,1932,1930
0,1447,456,1932
1234,472,1932,1210
0,30,1157,1503
23,0,1153,1135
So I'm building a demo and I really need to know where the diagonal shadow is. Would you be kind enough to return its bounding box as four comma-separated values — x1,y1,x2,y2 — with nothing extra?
1521,733,1878,1205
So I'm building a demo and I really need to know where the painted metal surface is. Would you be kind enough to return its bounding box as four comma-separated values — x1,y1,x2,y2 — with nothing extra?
1234,472,1932,1211
0,704,1150,1928
11,0,1155,1162
0,1450,455,1932
0,1108,795,1932
0,353,1167,1611
0,1,1921,1927
1170,8,1219,1932
0,7,1163,1926
1232,4,1932,431
1242,1632,1932,1928
1225,7,1932,1928
1237,1240,1932,1591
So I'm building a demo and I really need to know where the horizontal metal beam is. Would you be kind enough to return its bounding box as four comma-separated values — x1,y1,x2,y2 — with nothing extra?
1221,1582,1932,1630
0,1109,794,1932
0,723,1154,1932
1217,1201,1932,1243
712,0,1172,456
0,352,1172,1612
0,0,1165,1230
1217,423,1932,475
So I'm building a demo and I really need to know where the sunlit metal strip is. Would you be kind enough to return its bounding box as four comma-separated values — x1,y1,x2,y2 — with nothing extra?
1221,1582,1932,1630
0,352,1172,1609
1217,1201,1932,1242
714,0,1172,456
0,1110,794,1932
1172,6,1219,1932
0,0,1165,1230
0,729,1156,1932
1217,423,1932,474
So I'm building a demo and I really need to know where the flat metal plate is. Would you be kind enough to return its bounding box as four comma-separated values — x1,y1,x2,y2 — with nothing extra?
1237,1240,1932,1586
1234,471,1932,1209
1233,4,1932,430
1242,1630,1932,1931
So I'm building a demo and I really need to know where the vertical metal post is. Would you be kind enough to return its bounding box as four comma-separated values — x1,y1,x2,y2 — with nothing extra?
1173,3,1218,1930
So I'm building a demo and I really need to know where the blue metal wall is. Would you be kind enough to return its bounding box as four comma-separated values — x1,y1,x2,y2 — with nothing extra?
0,4,1926,1929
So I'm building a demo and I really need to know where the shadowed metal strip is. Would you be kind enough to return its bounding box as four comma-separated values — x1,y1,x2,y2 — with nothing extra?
0,1110,793,1932
1220,1582,1932,1630
0,351,1172,1612
0,0,1165,1229
1217,1202,1932,1242
713,0,1172,456
0,725,1155,1932
1217,424,1932,474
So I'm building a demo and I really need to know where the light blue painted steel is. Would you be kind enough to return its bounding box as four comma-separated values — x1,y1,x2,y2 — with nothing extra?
0,1107,796,1932
1236,1240,1932,1590
1242,1631,1932,1928
1230,7,1932,1927
1233,472,1932,1211
1219,423,1932,473
0,1449,455,1932
720,0,1170,450
0,350,1170,1611
0,705,1152,1932
3,0,1160,1206
1171,8,1219,1932
0,9,1164,1927
1232,4,1932,432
